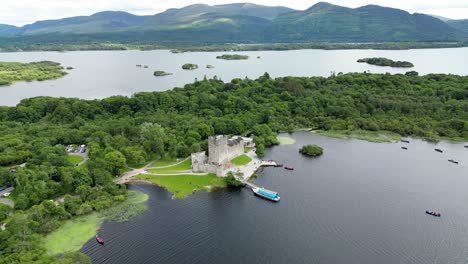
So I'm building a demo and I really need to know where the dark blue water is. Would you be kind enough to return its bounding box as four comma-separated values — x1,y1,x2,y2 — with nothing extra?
82,132,468,264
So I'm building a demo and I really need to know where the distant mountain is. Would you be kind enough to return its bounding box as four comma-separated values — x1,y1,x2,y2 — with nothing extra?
447,19,468,33
0,2,466,43
18,11,149,35
0,24,19,36
428,14,453,22
264,2,463,42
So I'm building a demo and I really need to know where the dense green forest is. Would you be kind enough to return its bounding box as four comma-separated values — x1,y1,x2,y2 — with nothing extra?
357,57,414,68
0,72,467,263
0,61,67,85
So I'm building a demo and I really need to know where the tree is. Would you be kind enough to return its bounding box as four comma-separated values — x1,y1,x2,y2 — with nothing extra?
299,144,324,157
104,151,127,176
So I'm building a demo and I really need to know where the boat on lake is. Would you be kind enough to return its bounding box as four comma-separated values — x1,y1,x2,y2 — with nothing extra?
435,148,443,153
448,159,459,164
401,147,408,150
401,140,410,143
253,188,280,202
96,235,104,245
284,166,294,170
426,210,441,217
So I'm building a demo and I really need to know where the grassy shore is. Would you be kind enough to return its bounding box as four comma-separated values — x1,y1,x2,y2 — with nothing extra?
66,155,84,165
135,174,226,198
315,130,401,143
147,159,192,174
231,154,252,165
0,61,66,85
277,136,296,145
43,191,148,256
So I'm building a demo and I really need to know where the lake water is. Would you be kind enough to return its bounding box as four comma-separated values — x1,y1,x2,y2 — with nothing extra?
82,132,468,264
1,47,468,106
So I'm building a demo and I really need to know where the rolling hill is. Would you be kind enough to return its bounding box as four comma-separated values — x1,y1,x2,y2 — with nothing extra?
447,19,468,34
0,2,466,44
264,2,463,42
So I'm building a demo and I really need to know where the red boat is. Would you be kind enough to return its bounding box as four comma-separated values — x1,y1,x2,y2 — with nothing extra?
284,166,294,170
96,235,104,245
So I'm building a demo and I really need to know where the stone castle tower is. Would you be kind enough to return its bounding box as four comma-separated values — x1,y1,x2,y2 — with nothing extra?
208,135,229,165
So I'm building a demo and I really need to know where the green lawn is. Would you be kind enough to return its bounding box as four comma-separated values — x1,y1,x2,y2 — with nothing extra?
136,174,226,198
148,159,192,173
152,157,180,167
66,155,84,165
277,136,296,145
44,213,103,256
231,154,252,165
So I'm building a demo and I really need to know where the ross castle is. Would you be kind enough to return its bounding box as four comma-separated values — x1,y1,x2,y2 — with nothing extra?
191,135,254,176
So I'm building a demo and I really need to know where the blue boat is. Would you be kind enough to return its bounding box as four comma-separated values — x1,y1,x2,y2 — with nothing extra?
253,188,280,202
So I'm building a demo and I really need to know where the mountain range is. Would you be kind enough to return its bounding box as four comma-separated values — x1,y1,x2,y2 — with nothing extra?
1,2,467,44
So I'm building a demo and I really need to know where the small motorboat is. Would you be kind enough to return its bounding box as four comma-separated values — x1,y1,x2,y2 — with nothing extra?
401,146,408,150
96,235,104,245
401,139,410,143
448,159,459,164
435,148,443,153
464,145,468,148
284,166,294,170
426,210,441,217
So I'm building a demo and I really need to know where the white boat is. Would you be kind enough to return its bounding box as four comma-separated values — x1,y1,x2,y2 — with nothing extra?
253,188,280,202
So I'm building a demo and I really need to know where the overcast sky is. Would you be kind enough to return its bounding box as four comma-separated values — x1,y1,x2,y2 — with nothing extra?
1,0,468,26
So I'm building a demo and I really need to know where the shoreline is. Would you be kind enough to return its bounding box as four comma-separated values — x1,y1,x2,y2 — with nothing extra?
1,42,467,53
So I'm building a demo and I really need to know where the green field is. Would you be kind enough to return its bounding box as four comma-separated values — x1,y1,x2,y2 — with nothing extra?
277,136,296,145
44,213,103,256
136,174,226,198
316,130,401,143
152,157,183,167
230,154,252,165
66,155,84,165
148,159,192,173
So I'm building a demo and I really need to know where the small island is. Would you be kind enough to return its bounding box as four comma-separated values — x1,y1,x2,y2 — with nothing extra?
0,60,67,86
357,57,414,68
182,63,198,70
299,144,323,157
153,70,172,77
216,54,249,60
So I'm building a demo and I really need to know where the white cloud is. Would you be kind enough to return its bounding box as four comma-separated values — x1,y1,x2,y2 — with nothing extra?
1,0,467,26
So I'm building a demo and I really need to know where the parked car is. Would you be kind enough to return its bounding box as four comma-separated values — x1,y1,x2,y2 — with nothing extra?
3,192,10,197
0,187,6,192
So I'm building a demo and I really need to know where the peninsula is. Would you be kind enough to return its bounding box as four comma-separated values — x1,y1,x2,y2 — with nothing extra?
0,61,66,85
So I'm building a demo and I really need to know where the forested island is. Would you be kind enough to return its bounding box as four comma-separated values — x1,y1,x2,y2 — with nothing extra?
299,144,323,157
0,72,467,263
216,54,249,60
0,61,67,85
357,57,414,68
153,70,172,76
182,63,198,70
